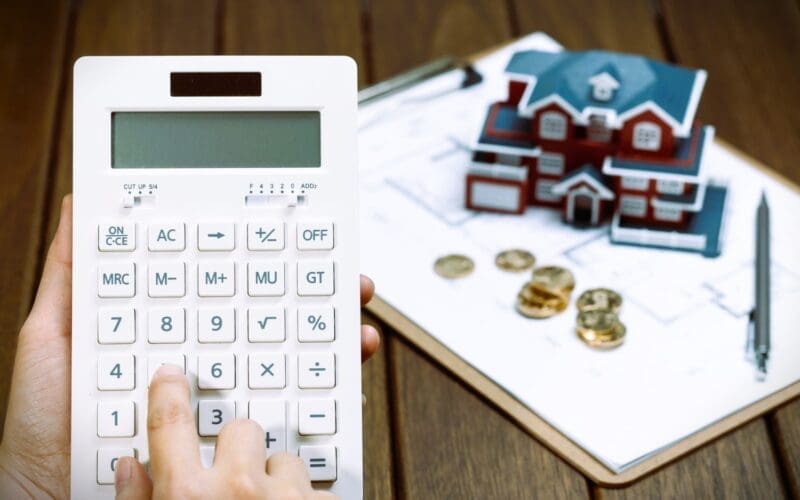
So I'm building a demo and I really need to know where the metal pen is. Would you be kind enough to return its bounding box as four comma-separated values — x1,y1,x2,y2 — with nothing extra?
754,192,771,378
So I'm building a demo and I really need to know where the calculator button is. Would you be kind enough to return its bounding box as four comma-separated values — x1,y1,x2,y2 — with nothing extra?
198,308,236,343
198,354,236,390
247,307,286,342
298,399,336,435
148,223,185,252
247,262,286,296
198,223,235,251
296,222,334,250
249,400,287,456
148,308,186,343
200,446,216,469
198,400,235,437
147,354,186,385
197,262,235,297
98,354,135,391
148,262,185,298
248,222,285,251
299,446,337,482
97,401,135,437
97,448,136,485
98,223,136,252
298,307,335,342
98,308,136,344
98,262,135,298
298,353,336,389
248,353,286,389
297,261,334,296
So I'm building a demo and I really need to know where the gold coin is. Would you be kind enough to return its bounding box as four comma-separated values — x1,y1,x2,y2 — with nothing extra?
434,254,474,279
576,288,623,313
577,320,626,349
516,283,568,319
495,249,536,272
531,266,575,295
576,310,617,336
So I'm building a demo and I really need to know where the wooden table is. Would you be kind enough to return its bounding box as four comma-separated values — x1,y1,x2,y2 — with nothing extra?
2,1,799,497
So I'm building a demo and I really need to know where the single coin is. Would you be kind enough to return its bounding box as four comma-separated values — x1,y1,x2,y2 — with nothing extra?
577,320,626,349
495,249,536,272
576,288,623,313
576,310,617,335
531,266,575,295
434,254,475,279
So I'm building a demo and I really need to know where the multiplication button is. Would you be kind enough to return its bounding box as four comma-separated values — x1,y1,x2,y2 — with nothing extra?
296,222,333,250
98,223,135,251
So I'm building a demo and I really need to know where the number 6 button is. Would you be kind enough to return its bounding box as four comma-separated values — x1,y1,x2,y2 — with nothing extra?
198,354,236,389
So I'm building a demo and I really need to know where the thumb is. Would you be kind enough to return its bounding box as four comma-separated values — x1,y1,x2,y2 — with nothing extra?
115,457,152,500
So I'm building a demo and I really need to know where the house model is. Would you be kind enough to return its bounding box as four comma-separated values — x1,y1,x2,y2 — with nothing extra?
466,49,727,257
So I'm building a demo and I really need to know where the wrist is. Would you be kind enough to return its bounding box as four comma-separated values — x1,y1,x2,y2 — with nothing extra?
0,446,36,499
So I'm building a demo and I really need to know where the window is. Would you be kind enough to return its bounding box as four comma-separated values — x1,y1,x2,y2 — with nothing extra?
496,153,522,166
539,111,567,140
621,176,649,191
656,179,684,195
619,195,647,217
537,152,564,175
535,179,562,202
654,207,682,222
587,114,612,143
633,122,662,151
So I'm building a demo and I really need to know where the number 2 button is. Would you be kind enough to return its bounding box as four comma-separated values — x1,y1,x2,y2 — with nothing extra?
198,354,235,389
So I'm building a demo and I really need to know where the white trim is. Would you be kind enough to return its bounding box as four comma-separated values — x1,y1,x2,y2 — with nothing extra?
651,182,706,212
680,69,707,138
566,185,601,225
469,162,528,181
617,101,681,135
472,141,541,157
610,212,706,251
551,171,615,199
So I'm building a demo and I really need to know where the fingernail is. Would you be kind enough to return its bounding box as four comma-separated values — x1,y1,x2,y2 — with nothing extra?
114,457,133,493
153,363,183,379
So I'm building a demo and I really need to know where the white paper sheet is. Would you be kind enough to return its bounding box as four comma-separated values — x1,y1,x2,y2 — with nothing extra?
358,33,800,472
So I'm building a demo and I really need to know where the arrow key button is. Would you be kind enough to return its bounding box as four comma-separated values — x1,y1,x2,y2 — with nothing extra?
198,223,235,251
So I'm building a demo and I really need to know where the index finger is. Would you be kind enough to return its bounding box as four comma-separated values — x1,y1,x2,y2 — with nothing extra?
147,365,201,481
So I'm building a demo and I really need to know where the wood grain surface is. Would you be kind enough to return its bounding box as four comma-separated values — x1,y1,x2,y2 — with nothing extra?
1,0,798,497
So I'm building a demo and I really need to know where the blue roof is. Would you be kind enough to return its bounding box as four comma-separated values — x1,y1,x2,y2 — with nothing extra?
476,104,537,150
506,49,703,125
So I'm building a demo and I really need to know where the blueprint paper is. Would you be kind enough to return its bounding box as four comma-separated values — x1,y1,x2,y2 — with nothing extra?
358,33,800,472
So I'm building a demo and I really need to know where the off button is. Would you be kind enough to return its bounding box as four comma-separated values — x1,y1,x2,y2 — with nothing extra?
296,222,333,250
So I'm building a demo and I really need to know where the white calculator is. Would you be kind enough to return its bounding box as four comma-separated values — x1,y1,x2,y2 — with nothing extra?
71,56,361,498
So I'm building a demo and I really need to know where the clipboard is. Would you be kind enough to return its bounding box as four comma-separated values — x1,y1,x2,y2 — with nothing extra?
359,39,800,487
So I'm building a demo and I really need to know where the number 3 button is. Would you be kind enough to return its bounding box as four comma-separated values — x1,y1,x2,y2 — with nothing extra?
198,400,235,436
197,354,236,390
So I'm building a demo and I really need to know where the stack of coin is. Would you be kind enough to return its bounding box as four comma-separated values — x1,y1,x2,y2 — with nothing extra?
575,288,625,349
515,266,575,319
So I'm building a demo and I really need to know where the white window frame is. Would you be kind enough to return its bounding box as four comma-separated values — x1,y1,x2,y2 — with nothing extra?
620,176,650,191
535,179,562,202
633,122,662,151
593,85,613,101
496,153,523,166
619,195,647,218
539,111,567,141
656,179,684,195
654,206,683,222
537,152,565,175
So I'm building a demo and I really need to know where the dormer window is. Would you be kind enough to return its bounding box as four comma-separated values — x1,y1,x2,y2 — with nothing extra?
588,72,620,102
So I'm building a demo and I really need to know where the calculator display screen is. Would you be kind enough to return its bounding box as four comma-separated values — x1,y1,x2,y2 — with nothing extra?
111,111,320,168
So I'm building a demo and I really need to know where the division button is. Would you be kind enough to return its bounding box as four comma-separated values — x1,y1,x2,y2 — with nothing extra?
298,352,335,389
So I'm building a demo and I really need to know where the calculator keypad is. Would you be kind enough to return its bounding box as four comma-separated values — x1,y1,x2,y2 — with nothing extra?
95,221,339,482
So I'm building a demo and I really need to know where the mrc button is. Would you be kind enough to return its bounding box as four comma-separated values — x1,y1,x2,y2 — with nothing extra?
296,222,333,250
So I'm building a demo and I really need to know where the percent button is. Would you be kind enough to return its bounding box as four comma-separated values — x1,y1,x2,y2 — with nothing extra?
298,306,335,342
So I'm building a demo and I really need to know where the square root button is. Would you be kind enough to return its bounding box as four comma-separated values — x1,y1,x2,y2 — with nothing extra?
297,261,334,296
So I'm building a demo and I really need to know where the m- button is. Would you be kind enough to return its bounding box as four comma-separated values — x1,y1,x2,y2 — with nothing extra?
98,223,135,251
296,222,333,250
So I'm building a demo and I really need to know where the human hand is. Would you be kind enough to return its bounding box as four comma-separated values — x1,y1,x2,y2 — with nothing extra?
0,195,380,498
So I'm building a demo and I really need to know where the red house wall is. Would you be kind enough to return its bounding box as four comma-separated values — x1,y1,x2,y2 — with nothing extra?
618,110,675,157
